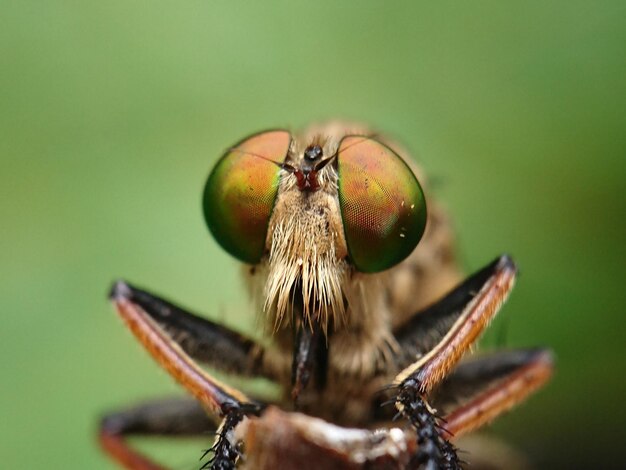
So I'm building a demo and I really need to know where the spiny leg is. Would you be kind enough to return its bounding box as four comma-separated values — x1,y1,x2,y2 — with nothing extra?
392,255,518,469
108,282,262,469
395,386,460,470
99,398,215,470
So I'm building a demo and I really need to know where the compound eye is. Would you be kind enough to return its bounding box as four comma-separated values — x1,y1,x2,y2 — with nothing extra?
203,130,291,264
337,136,427,273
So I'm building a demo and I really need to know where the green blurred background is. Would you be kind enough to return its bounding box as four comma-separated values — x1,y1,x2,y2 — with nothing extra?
1,1,624,468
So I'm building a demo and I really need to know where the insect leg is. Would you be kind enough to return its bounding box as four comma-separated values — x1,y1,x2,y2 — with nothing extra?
393,255,518,392
98,397,215,470
109,282,262,469
392,255,518,469
398,388,461,469
110,281,278,380
434,348,553,438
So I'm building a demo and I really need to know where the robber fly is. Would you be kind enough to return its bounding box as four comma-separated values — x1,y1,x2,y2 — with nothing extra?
99,122,553,469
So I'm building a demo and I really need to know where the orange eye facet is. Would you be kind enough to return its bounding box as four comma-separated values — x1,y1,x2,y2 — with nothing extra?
337,136,427,273
202,130,291,264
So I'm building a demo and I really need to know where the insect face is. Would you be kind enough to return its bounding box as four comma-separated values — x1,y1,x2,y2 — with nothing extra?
202,128,427,334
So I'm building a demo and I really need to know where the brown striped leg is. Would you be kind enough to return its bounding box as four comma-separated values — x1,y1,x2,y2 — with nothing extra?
434,348,553,439
106,282,262,469
392,255,518,469
98,398,215,470
111,281,277,380
394,255,518,391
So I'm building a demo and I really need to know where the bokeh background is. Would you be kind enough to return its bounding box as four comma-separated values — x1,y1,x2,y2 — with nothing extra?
2,1,624,468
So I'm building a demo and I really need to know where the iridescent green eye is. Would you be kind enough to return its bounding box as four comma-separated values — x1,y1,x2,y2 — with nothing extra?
203,130,291,264
337,136,427,273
